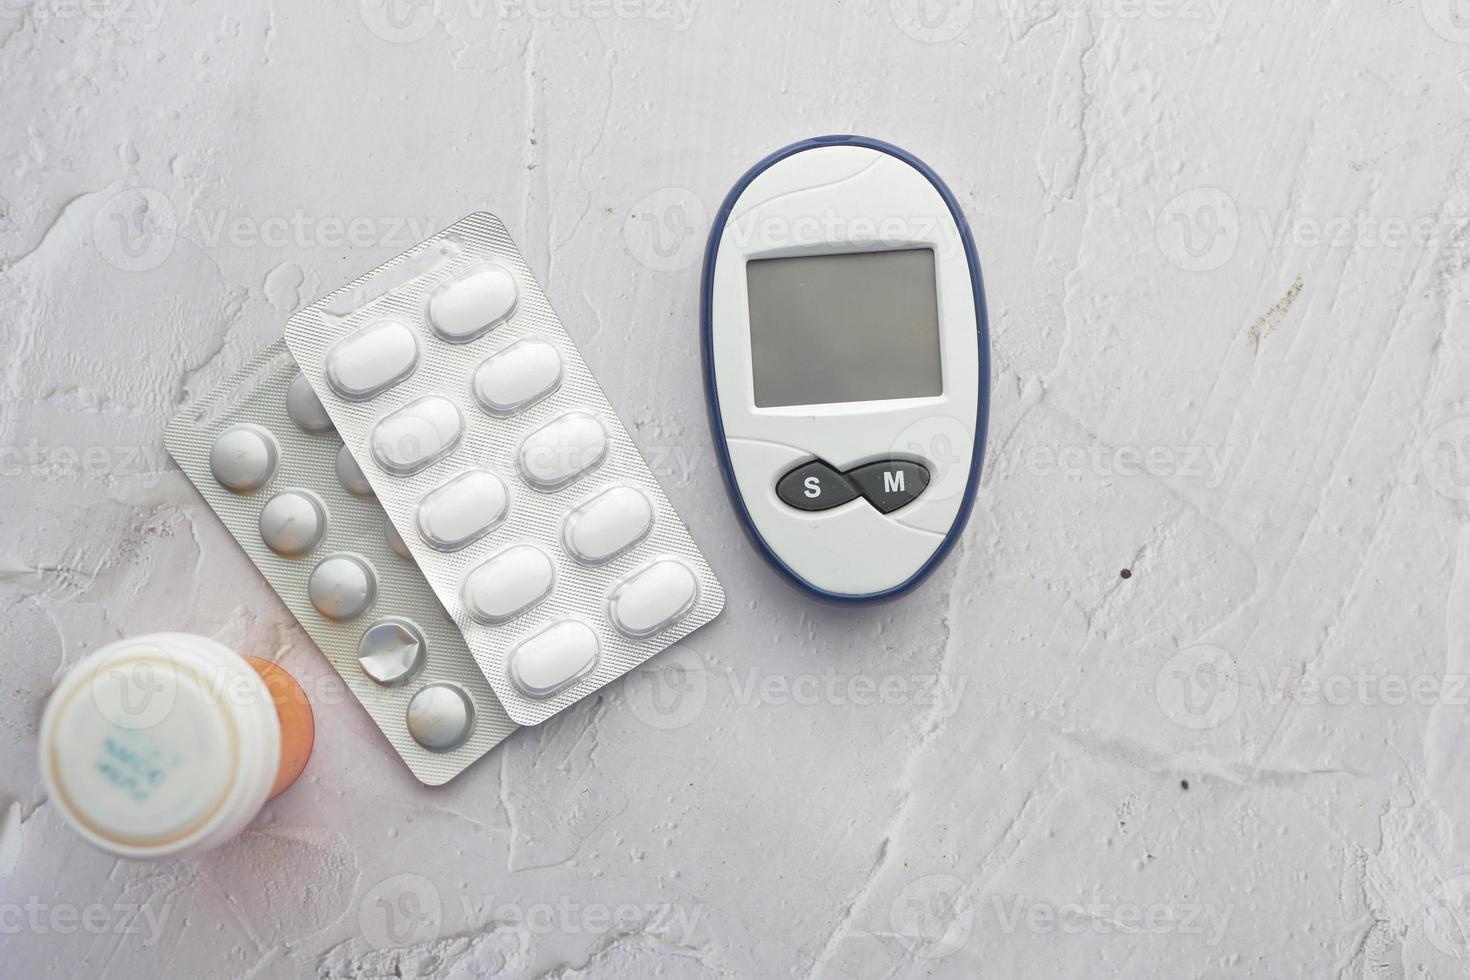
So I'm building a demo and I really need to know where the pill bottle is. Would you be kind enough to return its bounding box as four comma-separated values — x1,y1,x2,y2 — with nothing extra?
39,633,314,860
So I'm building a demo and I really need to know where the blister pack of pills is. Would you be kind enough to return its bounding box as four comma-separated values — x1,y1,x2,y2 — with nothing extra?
165,341,518,785
286,213,725,726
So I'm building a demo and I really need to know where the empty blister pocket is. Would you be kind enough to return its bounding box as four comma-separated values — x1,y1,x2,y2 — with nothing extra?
165,341,518,784
285,213,726,727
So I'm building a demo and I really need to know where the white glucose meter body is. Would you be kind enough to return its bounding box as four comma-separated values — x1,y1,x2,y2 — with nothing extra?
702,136,990,601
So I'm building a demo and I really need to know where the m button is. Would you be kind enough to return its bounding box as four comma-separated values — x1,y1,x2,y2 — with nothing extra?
775,460,859,512
847,460,930,514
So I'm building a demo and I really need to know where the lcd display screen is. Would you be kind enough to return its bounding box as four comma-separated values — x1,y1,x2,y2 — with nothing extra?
745,248,942,408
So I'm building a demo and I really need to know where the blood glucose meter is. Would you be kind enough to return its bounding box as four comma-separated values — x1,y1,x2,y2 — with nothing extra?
701,136,990,601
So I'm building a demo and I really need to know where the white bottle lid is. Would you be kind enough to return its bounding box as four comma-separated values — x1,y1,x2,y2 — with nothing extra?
39,633,282,860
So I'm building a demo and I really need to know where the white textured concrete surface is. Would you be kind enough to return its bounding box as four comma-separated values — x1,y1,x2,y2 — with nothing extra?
4,1,1470,977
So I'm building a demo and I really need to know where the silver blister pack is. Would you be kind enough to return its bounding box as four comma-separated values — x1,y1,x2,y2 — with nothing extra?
286,212,725,726
165,340,518,784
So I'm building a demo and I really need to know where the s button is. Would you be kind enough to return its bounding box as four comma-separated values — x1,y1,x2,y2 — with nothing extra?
775,460,858,512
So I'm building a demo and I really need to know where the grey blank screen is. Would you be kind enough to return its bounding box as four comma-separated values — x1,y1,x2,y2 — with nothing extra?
746,248,943,408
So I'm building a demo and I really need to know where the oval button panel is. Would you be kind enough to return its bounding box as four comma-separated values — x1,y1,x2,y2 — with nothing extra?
370,396,463,476
325,319,419,401
472,339,563,416
416,469,508,552
562,485,654,565
461,544,554,624
608,559,699,638
428,264,518,343
517,412,608,491
508,620,599,700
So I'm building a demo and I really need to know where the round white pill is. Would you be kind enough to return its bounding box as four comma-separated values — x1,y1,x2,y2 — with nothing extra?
385,519,412,560
257,490,326,557
308,554,375,621
406,683,474,751
335,444,374,497
358,619,426,686
209,425,277,493
286,373,334,433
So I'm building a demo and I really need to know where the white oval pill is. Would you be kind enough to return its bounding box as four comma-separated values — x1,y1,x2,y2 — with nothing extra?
335,444,374,497
517,412,608,491
286,373,334,432
370,396,463,476
308,553,376,621
608,559,699,638
428,263,518,343
563,485,654,564
461,545,554,624
386,518,412,560
210,425,277,493
406,683,474,751
508,620,599,700
325,319,419,401
416,469,508,551
471,339,563,416
258,490,326,557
